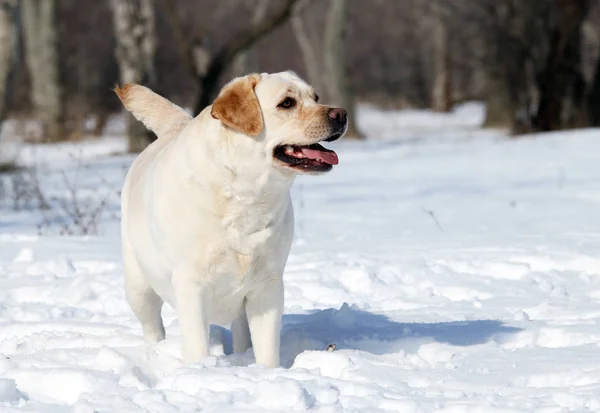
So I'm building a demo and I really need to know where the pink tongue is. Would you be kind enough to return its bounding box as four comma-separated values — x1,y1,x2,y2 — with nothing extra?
299,148,339,165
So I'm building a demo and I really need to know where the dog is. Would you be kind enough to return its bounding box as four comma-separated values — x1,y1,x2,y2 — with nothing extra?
115,71,347,367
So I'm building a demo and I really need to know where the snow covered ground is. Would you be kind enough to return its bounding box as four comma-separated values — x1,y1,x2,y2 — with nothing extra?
2,104,600,411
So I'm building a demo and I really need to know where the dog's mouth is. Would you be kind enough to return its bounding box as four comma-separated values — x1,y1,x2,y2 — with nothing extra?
273,142,338,173
324,131,343,142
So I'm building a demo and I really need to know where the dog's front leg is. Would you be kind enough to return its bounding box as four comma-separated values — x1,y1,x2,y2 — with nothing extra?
173,270,210,364
246,281,284,368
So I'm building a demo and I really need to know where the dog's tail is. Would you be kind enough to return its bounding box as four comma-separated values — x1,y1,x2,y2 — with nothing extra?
114,84,192,140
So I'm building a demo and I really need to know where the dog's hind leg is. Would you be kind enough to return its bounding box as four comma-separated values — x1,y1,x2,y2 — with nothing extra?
123,245,165,343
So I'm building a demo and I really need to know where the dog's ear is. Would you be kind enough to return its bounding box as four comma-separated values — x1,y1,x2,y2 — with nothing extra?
210,74,263,137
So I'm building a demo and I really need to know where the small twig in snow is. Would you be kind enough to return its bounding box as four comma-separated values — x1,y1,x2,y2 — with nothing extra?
422,207,444,233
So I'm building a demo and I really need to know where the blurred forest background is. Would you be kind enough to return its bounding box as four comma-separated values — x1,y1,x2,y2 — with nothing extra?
0,0,599,153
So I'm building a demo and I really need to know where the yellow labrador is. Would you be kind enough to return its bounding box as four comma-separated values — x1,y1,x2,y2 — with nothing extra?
115,72,347,367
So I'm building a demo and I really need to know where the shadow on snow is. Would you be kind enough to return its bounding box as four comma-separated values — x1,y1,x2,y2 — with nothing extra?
219,302,521,368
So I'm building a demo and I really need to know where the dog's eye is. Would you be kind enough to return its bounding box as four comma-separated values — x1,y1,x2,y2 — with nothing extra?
314,94,319,103
278,97,296,109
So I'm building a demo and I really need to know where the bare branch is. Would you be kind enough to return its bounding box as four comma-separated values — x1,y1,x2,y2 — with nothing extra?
422,207,444,233
195,0,300,113
160,0,199,79
233,0,272,76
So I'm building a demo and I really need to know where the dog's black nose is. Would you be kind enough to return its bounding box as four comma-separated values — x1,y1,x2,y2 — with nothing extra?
328,108,347,124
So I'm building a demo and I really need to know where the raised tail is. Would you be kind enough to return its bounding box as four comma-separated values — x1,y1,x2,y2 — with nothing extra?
114,84,192,140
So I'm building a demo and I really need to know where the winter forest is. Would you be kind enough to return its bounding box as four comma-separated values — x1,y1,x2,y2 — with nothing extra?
0,0,599,151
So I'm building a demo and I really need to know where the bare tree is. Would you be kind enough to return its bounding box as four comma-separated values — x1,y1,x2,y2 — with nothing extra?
479,1,530,129
162,0,299,115
588,40,600,125
429,1,452,112
291,0,323,93
21,0,65,142
110,0,156,152
440,0,552,131
0,0,17,122
292,0,363,138
534,0,591,131
325,0,362,138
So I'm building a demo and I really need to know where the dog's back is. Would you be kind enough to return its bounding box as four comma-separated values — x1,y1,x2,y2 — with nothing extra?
116,83,194,235
117,85,193,305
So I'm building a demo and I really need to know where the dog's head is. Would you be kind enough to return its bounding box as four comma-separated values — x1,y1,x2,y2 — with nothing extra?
210,71,347,175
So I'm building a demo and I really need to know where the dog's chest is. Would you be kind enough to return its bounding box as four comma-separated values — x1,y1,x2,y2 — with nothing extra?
206,242,269,324
203,201,292,324
214,203,281,268
209,227,271,282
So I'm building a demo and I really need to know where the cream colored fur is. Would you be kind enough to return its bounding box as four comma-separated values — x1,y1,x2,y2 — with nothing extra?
117,71,345,367
115,84,192,140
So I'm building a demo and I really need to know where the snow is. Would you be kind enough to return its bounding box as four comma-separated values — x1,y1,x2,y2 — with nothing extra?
2,104,600,411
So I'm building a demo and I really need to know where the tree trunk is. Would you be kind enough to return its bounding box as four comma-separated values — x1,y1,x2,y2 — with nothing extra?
534,0,590,132
291,0,322,93
588,43,600,126
232,0,271,78
0,1,16,122
430,3,452,112
110,0,156,152
323,0,362,139
483,72,516,128
21,0,65,142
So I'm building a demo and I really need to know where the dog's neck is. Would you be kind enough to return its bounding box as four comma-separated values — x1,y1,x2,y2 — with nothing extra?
174,116,295,233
